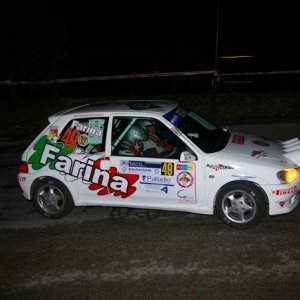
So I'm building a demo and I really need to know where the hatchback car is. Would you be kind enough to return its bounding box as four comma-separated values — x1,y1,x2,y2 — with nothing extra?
18,100,300,228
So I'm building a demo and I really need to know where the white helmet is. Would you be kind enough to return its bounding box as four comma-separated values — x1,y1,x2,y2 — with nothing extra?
124,123,148,146
138,119,155,128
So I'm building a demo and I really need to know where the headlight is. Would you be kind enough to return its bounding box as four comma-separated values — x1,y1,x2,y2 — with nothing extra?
277,167,300,184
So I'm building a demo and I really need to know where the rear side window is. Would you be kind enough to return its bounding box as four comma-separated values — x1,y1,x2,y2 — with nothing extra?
56,118,108,154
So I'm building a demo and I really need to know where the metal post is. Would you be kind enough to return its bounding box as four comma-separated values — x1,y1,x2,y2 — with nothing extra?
212,0,221,98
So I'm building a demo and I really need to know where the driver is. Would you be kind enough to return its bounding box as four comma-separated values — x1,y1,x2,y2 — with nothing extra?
119,123,148,156
137,119,173,157
119,120,173,158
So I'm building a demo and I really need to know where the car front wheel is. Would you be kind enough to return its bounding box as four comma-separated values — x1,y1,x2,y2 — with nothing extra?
215,181,267,229
32,177,74,219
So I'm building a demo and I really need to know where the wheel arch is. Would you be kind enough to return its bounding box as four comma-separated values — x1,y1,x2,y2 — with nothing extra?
30,175,80,206
213,179,269,209
214,180,269,228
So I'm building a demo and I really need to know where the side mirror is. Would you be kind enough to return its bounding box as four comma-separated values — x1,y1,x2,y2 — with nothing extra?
180,151,196,162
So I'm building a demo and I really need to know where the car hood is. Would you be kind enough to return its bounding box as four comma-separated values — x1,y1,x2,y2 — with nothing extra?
222,131,300,166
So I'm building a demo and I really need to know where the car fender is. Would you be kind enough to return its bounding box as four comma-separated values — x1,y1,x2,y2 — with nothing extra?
30,172,83,206
205,173,269,209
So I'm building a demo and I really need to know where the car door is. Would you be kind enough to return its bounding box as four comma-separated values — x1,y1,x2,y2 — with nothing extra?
104,115,204,211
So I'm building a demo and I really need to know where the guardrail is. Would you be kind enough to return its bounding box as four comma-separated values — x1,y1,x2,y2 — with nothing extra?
1,69,300,86
0,70,214,86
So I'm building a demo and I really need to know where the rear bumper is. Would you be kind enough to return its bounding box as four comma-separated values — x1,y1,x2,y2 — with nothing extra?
17,173,35,200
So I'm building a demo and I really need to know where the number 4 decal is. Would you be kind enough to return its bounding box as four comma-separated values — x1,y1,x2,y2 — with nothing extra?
161,186,168,193
60,128,81,151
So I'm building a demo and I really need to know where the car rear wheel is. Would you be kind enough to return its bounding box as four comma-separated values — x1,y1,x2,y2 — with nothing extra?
32,177,74,219
215,181,267,229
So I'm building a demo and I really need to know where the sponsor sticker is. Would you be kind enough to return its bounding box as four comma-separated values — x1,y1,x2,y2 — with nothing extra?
140,175,175,194
171,126,183,137
272,187,297,196
18,176,26,182
232,174,256,180
73,112,103,118
176,171,193,188
176,164,194,171
232,135,245,145
28,136,139,199
78,134,89,147
121,160,161,174
206,163,233,171
70,119,104,144
279,201,286,207
48,127,59,141
140,184,175,195
140,175,175,186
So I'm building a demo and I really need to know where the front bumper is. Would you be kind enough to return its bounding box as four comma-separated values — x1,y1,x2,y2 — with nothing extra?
264,183,300,215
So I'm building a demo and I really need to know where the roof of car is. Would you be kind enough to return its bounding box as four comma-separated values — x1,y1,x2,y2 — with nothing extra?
50,100,179,121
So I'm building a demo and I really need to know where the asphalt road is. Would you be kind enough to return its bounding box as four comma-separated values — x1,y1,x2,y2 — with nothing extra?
1,123,300,299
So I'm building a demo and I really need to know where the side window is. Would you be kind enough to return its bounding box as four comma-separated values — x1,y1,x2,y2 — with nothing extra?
111,117,189,159
58,118,108,154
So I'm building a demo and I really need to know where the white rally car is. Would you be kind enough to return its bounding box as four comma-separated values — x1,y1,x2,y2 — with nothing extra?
18,100,300,228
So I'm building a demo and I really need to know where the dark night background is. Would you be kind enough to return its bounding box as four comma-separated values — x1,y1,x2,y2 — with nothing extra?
1,1,299,83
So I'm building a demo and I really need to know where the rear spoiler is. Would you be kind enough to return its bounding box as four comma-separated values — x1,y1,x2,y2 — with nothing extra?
48,104,90,123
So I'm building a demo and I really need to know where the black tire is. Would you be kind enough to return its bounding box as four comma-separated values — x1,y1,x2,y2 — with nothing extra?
215,181,267,229
32,177,74,219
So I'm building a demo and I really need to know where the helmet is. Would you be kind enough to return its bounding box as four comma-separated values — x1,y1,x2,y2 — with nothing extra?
138,119,155,128
124,123,148,146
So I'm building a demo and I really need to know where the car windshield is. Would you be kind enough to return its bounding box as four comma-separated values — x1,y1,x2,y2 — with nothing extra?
163,106,230,153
